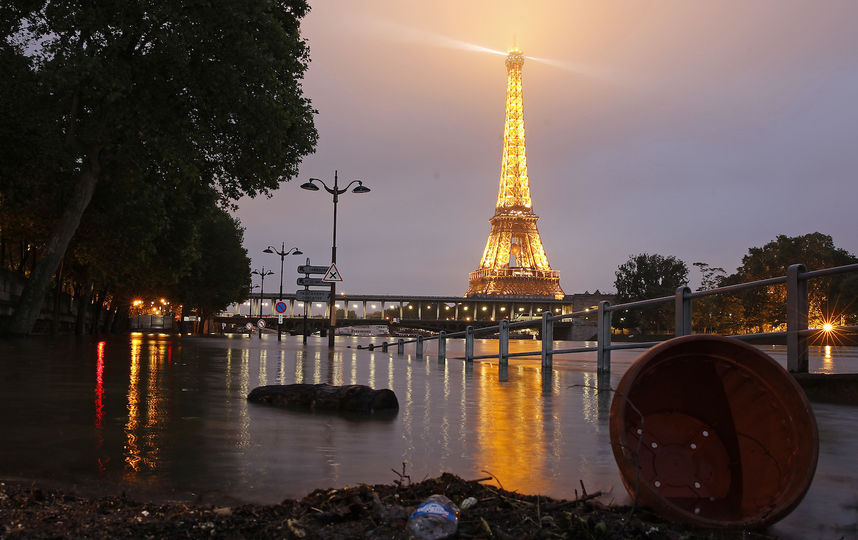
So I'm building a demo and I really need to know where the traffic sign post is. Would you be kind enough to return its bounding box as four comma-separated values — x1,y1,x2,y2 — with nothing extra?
297,258,334,345
297,264,329,275
322,263,343,282
297,277,329,287
296,289,332,302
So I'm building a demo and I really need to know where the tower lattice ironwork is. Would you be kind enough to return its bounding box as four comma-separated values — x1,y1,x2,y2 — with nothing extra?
466,48,564,299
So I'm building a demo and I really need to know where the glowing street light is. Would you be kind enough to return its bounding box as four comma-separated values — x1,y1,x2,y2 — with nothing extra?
263,243,302,341
301,171,371,347
251,267,274,322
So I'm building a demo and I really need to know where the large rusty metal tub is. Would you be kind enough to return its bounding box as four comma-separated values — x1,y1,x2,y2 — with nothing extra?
609,335,818,529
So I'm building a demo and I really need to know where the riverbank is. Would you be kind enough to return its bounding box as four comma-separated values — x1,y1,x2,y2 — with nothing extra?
1,473,762,539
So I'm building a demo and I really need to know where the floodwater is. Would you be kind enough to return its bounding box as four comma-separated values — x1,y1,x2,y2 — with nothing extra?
0,334,856,539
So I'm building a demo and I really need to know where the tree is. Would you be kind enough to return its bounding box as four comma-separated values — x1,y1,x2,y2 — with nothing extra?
691,262,730,334
2,0,317,334
172,207,251,333
614,253,689,334
725,233,858,331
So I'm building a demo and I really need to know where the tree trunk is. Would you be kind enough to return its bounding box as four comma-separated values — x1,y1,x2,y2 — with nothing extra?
105,296,121,333
114,298,130,333
91,289,105,334
51,260,64,335
4,148,101,335
75,283,92,336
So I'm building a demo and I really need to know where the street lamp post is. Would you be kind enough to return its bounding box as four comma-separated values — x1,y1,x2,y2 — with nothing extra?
301,171,371,347
263,243,302,341
251,267,274,338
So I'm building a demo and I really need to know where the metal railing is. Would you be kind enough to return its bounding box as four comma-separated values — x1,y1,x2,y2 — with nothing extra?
359,263,858,374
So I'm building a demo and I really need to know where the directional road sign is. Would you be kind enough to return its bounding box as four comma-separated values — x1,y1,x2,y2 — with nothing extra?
296,289,332,302
322,263,343,282
297,277,329,287
275,301,288,313
298,264,329,275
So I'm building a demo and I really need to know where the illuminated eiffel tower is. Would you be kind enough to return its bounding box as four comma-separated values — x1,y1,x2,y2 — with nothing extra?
466,48,564,299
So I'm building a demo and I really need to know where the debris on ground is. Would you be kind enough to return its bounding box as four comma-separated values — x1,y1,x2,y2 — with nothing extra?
0,473,775,539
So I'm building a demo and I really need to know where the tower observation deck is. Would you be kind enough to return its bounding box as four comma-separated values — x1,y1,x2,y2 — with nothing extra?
465,49,564,299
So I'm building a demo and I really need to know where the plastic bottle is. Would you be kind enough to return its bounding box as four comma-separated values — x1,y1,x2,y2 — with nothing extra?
406,494,460,540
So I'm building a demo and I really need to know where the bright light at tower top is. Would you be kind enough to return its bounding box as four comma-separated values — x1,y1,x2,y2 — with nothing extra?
506,47,525,70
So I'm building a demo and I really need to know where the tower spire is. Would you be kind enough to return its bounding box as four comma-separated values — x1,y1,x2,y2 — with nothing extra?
466,49,564,299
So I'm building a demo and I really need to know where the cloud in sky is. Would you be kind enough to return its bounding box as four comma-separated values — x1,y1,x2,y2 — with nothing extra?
235,1,858,296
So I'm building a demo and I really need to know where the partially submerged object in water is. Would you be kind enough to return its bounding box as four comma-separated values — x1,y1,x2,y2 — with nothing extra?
247,383,399,414
610,335,818,529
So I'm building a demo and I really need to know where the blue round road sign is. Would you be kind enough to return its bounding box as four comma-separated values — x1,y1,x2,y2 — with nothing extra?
275,301,288,314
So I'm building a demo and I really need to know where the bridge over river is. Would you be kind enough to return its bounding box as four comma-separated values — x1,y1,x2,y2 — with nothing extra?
216,292,613,339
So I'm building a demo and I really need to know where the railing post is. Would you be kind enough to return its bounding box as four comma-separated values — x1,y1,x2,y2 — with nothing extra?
675,286,692,336
786,264,809,373
438,330,446,360
381,341,388,352
499,319,509,367
541,311,553,370
416,335,424,358
397,338,404,355
597,301,612,373
465,325,474,362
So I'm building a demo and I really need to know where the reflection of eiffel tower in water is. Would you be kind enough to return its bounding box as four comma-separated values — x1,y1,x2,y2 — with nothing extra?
466,48,564,299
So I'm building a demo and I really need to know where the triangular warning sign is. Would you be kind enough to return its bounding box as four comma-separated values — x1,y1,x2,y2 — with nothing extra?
322,263,343,282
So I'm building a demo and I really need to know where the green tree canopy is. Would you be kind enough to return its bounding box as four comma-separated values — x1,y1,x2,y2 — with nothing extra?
725,233,858,330
614,253,689,334
1,0,317,334
172,206,250,330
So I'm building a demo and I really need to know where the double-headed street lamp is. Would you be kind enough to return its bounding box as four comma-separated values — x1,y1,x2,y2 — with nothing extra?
301,171,371,347
263,243,302,341
250,267,274,337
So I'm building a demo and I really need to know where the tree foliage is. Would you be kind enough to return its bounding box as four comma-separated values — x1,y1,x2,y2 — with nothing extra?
1,0,317,333
724,233,858,330
691,262,732,334
614,253,689,334
172,207,251,329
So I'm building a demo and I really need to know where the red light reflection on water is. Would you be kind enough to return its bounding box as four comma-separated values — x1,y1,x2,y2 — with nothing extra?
95,341,105,428
95,341,106,472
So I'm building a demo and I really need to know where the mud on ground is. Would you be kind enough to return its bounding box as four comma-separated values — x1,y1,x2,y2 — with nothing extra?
1,473,772,539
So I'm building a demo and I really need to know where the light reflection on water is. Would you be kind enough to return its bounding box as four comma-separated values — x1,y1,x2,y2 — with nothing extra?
0,335,856,539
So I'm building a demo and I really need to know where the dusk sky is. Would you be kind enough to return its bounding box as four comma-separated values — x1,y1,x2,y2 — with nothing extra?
235,1,858,297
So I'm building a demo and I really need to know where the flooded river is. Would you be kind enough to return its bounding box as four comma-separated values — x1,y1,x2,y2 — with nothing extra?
0,333,856,538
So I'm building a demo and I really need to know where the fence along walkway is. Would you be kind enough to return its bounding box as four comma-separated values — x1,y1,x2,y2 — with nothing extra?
360,263,858,374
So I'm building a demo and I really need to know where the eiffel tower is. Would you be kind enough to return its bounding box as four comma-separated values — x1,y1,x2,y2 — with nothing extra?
466,48,564,299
